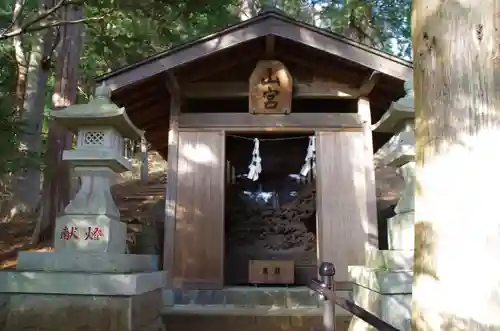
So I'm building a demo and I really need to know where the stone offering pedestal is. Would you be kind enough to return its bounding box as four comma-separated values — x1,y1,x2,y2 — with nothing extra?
0,85,166,331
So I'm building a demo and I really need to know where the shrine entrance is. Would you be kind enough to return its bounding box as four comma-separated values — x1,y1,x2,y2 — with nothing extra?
224,132,317,286
96,10,412,291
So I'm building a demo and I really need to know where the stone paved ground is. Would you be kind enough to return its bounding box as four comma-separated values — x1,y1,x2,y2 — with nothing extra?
163,315,352,331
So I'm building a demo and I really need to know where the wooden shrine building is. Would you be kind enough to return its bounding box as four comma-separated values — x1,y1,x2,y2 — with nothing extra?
96,10,413,289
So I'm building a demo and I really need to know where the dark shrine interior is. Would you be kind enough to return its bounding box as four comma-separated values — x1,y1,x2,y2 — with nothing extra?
224,132,318,286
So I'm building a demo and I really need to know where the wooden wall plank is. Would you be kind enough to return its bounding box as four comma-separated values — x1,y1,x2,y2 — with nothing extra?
173,131,225,289
316,131,368,281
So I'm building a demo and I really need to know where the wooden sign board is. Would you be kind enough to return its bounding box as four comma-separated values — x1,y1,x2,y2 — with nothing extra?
248,260,295,284
249,60,292,114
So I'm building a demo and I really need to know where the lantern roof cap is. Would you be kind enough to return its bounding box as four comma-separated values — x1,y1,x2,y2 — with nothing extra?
50,83,143,140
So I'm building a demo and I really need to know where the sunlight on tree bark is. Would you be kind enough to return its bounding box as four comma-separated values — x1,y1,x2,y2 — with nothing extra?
412,0,500,330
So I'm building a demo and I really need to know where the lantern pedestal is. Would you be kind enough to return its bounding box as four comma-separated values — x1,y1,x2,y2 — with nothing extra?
53,166,127,253
0,85,166,331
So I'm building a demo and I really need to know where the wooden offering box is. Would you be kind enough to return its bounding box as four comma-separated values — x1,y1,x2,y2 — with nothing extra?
248,260,295,285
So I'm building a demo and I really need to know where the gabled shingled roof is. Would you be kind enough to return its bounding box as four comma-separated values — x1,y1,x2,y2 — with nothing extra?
95,9,413,91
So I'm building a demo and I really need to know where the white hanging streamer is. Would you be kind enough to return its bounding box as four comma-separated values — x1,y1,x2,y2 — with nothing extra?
300,136,316,177
247,138,262,181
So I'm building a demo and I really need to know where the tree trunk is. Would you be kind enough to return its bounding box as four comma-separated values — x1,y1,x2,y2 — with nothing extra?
412,1,500,330
36,3,84,243
17,7,56,210
12,0,27,116
0,9,26,217
238,0,258,20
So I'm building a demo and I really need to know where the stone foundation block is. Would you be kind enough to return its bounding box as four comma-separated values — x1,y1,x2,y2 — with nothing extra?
5,289,164,331
0,270,166,296
0,294,9,330
17,251,158,273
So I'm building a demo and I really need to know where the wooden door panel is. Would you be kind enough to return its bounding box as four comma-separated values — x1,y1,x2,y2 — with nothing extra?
173,131,225,288
316,131,368,281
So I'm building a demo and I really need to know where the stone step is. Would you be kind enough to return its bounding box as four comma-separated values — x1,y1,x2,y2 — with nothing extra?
164,314,352,331
163,305,323,316
162,287,353,317
348,285,411,331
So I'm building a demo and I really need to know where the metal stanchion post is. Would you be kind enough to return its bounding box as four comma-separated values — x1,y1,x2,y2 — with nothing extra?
319,262,336,331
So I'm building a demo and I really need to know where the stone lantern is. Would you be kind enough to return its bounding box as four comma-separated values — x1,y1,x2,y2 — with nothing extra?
0,84,165,331
51,83,143,253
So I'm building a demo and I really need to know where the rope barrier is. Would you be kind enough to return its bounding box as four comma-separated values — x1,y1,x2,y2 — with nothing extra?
226,134,310,141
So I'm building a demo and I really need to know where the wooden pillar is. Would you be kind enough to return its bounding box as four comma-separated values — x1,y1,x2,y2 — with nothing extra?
358,97,378,249
140,137,148,182
163,72,180,286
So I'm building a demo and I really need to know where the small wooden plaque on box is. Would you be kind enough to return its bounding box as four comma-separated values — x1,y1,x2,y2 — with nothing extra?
248,260,295,285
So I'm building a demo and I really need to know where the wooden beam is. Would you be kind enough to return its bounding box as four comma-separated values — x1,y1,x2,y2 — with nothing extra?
179,112,362,130
183,81,359,98
128,103,169,129
177,54,262,84
97,16,412,91
265,35,275,56
115,85,163,106
359,71,380,96
125,95,166,114
163,72,180,287
278,54,363,97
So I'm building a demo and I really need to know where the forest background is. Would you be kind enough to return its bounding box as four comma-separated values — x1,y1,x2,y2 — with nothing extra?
0,0,411,244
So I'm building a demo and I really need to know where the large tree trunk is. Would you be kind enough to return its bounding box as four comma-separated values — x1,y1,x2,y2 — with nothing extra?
12,0,27,116
0,0,27,219
238,0,258,20
17,0,56,210
36,3,84,243
412,1,500,330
